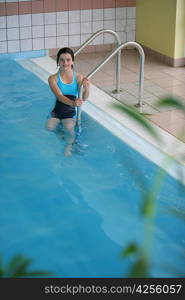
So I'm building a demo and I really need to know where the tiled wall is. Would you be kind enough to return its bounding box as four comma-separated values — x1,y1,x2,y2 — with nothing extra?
0,0,136,54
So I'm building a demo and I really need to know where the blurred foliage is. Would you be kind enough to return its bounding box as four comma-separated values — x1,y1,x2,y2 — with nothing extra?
112,96,185,277
157,97,185,112
121,243,150,277
141,165,167,217
112,102,161,143
0,254,53,278
121,243,139,257
128,256,150,278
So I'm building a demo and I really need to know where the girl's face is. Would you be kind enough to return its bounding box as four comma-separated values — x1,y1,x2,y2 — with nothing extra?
59,53,73,71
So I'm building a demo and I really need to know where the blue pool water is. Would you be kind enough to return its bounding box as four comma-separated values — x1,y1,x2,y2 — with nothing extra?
0,59,185,277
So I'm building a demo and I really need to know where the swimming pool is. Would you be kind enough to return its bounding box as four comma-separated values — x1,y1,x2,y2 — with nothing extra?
0,59,185,278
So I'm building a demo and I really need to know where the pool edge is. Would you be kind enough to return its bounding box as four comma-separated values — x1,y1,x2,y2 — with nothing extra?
17,56,185,185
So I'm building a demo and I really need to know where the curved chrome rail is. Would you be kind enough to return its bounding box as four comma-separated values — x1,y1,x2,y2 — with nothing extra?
74,29,121,94
76,41,145,134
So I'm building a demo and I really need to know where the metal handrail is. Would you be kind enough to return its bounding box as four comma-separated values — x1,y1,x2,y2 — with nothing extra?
76,41,145,133
74,29,121,94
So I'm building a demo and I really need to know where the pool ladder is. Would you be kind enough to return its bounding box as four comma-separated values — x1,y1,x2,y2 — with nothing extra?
74,29,145,131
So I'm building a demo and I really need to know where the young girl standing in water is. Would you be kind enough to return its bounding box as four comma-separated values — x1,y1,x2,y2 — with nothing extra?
46,47,90,156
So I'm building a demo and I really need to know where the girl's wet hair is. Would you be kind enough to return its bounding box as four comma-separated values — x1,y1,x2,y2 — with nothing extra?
56,47,74,67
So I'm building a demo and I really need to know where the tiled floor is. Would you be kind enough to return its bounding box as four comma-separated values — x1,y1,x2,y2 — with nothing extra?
70,49,185,143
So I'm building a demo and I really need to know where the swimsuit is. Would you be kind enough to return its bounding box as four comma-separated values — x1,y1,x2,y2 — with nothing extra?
51,71,79,119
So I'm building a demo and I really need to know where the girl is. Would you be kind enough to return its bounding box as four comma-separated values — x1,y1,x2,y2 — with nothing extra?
46,47,90,156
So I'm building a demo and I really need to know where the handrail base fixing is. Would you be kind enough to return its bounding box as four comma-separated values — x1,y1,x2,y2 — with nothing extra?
111,88,124,94
134,103,145,108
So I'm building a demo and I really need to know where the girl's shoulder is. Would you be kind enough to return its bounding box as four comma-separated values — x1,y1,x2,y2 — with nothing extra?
76,72,84,85
48,72,58,83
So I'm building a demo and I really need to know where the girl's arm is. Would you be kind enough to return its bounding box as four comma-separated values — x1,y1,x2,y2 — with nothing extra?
48,74,80,107
77,74,90,101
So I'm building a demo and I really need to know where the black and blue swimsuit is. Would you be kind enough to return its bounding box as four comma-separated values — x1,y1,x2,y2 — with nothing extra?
51,71,79,119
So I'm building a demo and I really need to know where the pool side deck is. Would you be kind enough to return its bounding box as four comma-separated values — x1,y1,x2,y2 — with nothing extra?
18,56,185,184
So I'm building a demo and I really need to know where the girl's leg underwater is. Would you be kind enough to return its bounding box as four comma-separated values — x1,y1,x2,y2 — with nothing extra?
61,118,76,156
46,117,60,131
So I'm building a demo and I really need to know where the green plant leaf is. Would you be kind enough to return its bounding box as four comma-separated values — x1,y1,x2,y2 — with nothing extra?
2,254,54,278
0,256,4,277
112,103,161,142
156,97,185,112
141,192,156,217
6,255,33,277
128,257,150,278
141,167,166,217
121,243,140,257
